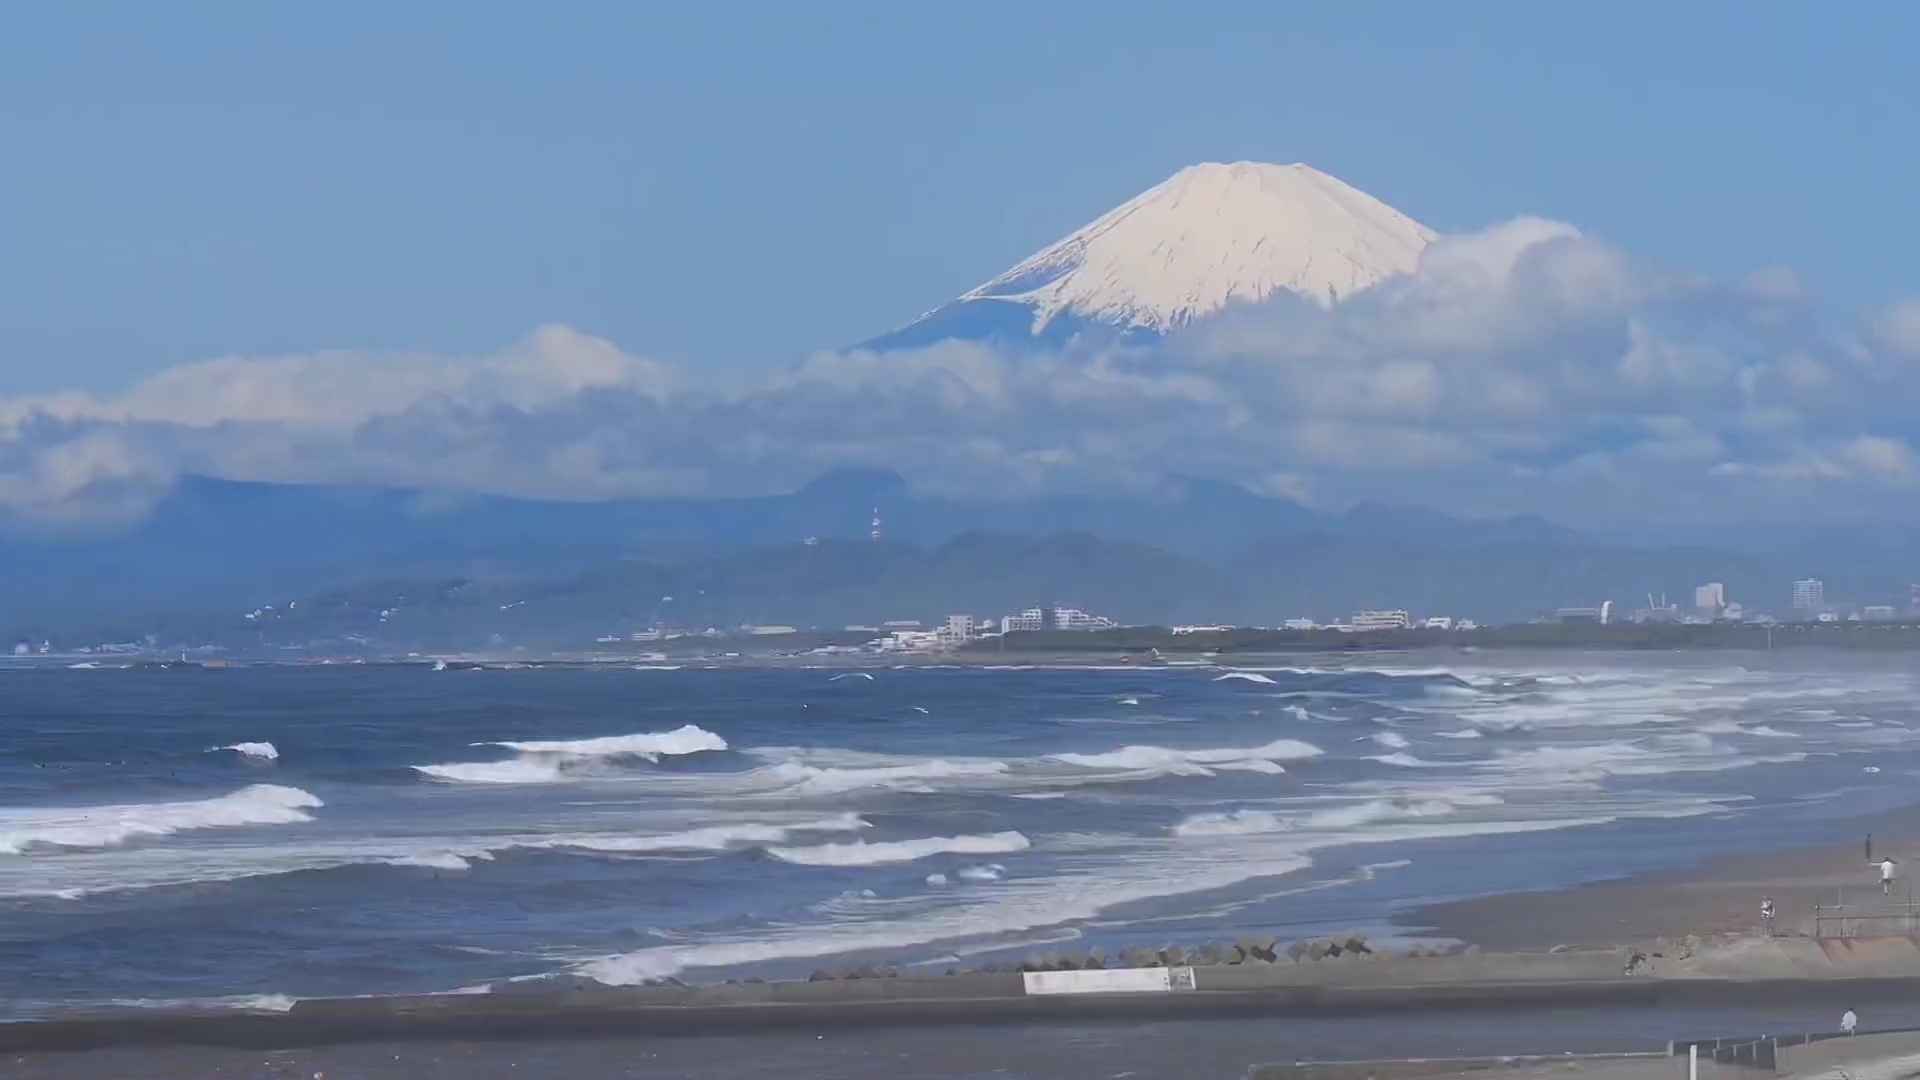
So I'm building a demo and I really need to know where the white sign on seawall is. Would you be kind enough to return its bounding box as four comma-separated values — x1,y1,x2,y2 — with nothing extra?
1021,967,1197,995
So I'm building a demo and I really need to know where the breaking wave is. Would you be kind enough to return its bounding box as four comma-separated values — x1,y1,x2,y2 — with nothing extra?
490,725,727,759
1172,793,1506,837
1214,671,1277,685
1368,752,1447,768
212,742,280,761
745,758,1012,797
1052,739,1323,777
1304,794,1503,830
540,815,869,854
1171,809,1287,837
386,851,487,871
0,785,322,854
766,831,1031,867
415,724,727,784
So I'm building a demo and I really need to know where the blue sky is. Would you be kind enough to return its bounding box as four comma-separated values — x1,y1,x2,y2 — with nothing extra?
4,3,1917,394
4,4,1920,531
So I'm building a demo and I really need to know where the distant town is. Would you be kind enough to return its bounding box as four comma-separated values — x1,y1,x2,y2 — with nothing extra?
821,577,1920,655
12,577,1920,663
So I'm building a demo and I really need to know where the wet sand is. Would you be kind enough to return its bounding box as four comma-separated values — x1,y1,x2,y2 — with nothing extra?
1407,820,1920,951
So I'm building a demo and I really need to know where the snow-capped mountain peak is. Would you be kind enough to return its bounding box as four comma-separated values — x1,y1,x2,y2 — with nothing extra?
864,161,1435,350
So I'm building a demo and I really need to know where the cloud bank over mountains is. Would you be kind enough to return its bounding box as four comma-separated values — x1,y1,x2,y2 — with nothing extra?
5,195,1919,532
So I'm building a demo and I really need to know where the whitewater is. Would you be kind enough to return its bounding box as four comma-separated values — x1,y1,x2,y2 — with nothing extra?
5,655,1920,1015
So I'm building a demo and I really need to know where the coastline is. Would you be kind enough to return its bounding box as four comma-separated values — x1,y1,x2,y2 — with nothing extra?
1404,802,1920,952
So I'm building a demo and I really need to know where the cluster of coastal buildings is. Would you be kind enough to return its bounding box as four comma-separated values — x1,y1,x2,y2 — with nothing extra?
861,606,1487,652
18,576,1920,660
844,577,1920,653
1554,579,1920,627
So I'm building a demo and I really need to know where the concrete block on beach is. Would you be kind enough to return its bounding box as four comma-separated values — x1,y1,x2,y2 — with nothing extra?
1120,946,1159,969
1199,942,1237,966
1238,935,1280,962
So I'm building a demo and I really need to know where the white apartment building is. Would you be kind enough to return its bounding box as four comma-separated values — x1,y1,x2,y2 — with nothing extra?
1792,578,1825,612
1000,608,1048,634
1052,607,1118,631
1694,582,1726,615
1350,609,1412,631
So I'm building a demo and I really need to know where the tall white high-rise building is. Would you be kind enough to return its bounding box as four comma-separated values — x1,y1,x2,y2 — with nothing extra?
1792,578,1825,612
1694,582,1726,615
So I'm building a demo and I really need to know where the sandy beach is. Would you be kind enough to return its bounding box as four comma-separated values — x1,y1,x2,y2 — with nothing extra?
1407,806,1920,951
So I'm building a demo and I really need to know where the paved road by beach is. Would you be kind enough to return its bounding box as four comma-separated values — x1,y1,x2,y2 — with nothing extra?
13,1001,1920,1080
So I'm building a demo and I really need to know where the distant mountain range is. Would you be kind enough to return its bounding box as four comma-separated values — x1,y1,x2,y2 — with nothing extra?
13,475,1920,650
0,468,1580,640
860,161,1434,351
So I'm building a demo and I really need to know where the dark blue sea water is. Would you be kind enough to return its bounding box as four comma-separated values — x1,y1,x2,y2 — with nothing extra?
4,652,1919,1018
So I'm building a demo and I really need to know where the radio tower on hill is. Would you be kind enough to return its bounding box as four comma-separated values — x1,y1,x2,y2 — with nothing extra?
870,506,883,543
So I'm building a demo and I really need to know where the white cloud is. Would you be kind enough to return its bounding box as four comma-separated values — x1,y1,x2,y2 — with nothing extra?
1843,434,1920,481
1,324,668,432
5,219,1920,529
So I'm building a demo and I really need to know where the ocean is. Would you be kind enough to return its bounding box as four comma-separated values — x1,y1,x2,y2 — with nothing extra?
4,652,1918,1018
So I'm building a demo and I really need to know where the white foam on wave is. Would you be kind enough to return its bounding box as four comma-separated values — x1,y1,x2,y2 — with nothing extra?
492,725,727,759
541,814,869,854
84,992,301,1014
213,742,280,761
1435,729,1483,739
1051,738,1322,777
767,831,1031,867
831,672,876,682
750,758,1012,797
1172,793,1505,836
957,863,1006,882
414,758,573,784
0,814,875,898
573,807,1619,987
1696,720,1799,739
1214,671,1277,685
649,736,1331,801
1369,751,1447,768
1171,809,1287,837
1491,733,1799,780
387,851,489,871
416,724,727,784
1370,732,1410,749
1305,793,1504,830
0,785,322,854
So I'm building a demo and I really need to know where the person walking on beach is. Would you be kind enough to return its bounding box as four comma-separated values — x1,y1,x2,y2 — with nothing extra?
1760,896,1776,934
1842,1008,1859,1037
1882,857,1898,897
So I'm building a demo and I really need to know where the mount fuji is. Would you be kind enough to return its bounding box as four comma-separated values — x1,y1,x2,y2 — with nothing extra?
861,161,1436,351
